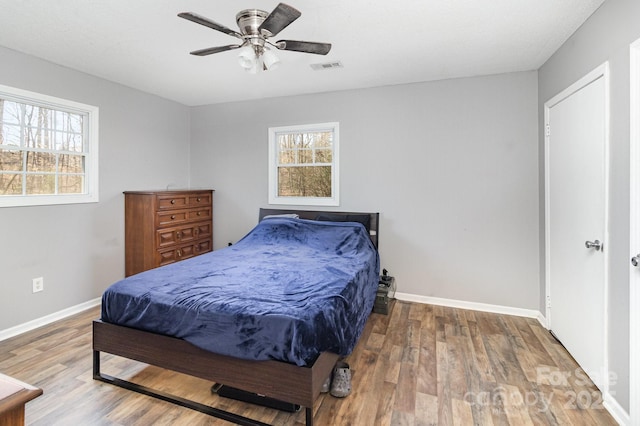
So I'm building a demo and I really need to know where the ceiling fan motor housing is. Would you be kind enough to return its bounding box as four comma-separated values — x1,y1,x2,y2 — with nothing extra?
236,9,269,54
236,9,269,36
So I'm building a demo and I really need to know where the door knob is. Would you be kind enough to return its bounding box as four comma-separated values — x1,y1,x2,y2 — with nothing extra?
585,240,602,251
632,254,640,267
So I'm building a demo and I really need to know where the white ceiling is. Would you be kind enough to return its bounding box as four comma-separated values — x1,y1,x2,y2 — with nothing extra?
0,0,605,106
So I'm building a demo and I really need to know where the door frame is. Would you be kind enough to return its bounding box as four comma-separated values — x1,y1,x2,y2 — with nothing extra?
629,38,640,425
543,62,610,393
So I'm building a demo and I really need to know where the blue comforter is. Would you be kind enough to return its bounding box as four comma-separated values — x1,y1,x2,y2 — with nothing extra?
101,217,380,366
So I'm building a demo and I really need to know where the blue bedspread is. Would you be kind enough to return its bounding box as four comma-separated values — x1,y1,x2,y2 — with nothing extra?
101,217,380,366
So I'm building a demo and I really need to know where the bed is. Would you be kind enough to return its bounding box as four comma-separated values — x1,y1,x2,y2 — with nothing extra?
93,208,380,426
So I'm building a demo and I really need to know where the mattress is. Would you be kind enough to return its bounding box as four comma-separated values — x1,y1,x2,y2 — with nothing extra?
101,217,380,366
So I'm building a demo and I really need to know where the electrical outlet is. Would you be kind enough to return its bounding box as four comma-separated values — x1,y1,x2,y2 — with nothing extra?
32,277,44,293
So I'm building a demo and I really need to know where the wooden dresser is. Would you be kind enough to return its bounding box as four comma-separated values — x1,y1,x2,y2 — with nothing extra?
124,190,214,276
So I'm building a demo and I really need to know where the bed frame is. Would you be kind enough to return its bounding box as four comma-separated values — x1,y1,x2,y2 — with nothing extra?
93,209,380,426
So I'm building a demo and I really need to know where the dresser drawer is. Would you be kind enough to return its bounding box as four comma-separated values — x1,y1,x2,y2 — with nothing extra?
156,207,211,228
157,244,193,266
156,191,212,211
157,194,190,210
156,221,212,248
157,239,212,266
187,207,211,222
188,192,212,207
194,238,212,254
156,209,189,227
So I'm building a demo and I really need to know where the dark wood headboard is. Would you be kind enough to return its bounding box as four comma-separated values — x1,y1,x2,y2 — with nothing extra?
259,208,379,249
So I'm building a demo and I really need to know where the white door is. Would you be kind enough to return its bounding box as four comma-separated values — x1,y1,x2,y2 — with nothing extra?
545,64,608,392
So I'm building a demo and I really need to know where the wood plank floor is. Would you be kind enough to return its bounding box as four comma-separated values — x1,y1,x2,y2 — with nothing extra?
0,301,618,425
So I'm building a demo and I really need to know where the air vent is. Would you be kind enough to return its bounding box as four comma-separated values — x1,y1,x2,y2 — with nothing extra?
310,61,343,71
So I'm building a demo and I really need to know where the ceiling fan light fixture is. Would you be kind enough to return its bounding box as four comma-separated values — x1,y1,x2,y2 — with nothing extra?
262,48,280,71
237,45,257,69
245,60,259,74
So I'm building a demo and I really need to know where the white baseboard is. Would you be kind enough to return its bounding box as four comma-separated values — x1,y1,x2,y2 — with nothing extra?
394,292,547,327
604,393,630,426
0,297,101,342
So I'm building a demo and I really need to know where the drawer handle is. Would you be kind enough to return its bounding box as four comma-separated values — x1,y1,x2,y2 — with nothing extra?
177,249,182,257
197,212,201,216
196,197,201,202
176,231,181,239
171,215,176,220
171,199,176,204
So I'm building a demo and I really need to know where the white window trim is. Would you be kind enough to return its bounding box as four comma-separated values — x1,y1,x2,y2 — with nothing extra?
268,122,339,206
0,84,99,208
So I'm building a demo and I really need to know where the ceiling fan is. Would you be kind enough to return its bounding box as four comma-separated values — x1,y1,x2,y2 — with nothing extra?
178,3,332,73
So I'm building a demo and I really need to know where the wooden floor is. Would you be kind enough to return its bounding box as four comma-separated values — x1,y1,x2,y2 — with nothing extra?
0,301,617,425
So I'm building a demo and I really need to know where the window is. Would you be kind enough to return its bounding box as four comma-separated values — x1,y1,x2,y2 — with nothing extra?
268,122,339,206
0,84,99,207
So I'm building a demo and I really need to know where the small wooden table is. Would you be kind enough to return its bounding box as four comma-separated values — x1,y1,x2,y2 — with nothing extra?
0,373,42,426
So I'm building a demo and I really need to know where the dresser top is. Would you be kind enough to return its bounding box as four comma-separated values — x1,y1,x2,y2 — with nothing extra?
0,373,42,412
123,189,214,195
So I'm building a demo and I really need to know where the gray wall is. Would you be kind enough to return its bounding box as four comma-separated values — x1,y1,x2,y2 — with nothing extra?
0,46,191,330
538,0,639,412
190,71,540,310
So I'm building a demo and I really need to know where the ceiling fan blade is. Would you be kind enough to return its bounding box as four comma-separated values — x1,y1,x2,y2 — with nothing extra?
190,45,242,56
276,40,332,55
258,3,301,37
178,12,242,39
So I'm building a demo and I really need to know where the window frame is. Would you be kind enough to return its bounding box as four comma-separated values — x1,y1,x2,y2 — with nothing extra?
268,122,339,206
0,84,99,208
